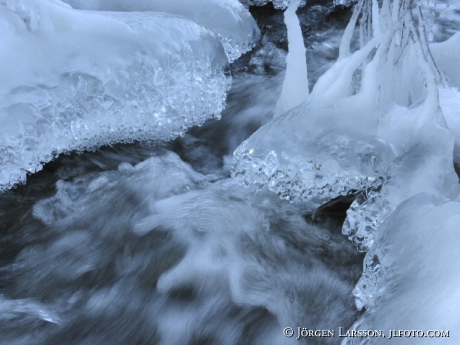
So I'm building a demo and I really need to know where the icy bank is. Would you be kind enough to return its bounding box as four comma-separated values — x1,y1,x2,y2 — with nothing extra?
0,0,233,191
62,0,260,62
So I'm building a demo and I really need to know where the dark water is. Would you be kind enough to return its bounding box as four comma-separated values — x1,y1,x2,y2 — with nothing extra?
0,4,365,345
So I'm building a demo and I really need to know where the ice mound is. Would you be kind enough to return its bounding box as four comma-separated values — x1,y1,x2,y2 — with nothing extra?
232,109,396,203
343,122,460,254
232,0,460,204
232,35,398,202
0,0,229,191
343,193,460,345
61,0,260,62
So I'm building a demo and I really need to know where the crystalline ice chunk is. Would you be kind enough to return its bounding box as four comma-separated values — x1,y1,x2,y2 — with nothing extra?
0,0,229,191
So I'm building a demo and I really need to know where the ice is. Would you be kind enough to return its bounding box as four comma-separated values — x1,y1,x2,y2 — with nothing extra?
274,0,309,117
231,1,460,337
343,121,459,254
431,31,460,90
61,0,260,62
343,193,460,345
232,0,458,203
0,0,230,191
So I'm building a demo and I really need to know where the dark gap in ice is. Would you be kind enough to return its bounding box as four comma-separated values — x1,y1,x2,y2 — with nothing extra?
304,192,358,227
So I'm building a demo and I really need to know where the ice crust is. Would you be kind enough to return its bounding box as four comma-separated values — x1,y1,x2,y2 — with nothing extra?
0,0,231,191
62,0,261,62
343,108,460,253
232,109,396,203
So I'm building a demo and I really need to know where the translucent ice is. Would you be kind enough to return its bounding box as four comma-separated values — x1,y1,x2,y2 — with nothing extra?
343,193,460,345
61,0,261,62
232,0,456,204
274,0,309,117
343,122,460,254
0,0,229,191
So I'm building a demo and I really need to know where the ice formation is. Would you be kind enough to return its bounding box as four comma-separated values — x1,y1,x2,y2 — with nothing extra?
232,0,460,202
61,0,261,62
344,194,460,345
233,0,460,340
0,0,243,191
274,0,309,117
1,0,460,342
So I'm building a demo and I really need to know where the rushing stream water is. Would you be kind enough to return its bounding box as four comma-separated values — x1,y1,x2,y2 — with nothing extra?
1,0,460,344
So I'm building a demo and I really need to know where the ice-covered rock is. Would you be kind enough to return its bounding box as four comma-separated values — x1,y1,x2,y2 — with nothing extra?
0,0,229,191
232,101,396,203
62,0,261,62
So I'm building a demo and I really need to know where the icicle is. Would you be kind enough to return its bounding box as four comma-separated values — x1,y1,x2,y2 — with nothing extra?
339,0,364,59
273,0,308,118
372,0,381,36
407,13,446,129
